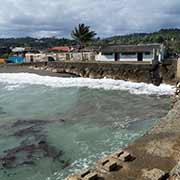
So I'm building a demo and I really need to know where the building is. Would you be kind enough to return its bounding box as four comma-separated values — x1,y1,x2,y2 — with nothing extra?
7,56,24,63
7,47,27,63
48,46,70,53
95,44,166,63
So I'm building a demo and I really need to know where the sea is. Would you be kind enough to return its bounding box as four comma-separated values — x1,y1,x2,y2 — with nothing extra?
0,73,175,180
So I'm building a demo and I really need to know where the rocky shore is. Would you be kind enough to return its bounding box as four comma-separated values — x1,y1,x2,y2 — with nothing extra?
0,60,177,85
65,84,180,180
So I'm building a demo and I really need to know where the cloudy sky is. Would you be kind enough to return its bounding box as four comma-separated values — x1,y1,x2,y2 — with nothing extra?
0,0,180,38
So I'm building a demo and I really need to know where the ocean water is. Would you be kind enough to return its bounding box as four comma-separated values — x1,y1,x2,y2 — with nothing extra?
0,73,174,180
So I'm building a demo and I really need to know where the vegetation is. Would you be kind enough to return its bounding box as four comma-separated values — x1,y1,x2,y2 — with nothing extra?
71,24,97,47
0,28,180,54
92,28,180,54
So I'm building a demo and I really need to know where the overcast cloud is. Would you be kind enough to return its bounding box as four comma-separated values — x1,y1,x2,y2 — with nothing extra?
0,0,180,38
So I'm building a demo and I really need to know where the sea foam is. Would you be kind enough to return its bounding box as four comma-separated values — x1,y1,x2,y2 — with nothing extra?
0,73,175,95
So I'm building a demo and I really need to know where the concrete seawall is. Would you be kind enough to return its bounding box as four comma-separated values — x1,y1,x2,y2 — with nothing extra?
3,60,177,85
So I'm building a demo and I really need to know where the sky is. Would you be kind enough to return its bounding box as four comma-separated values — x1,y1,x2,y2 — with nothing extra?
0,0,180,38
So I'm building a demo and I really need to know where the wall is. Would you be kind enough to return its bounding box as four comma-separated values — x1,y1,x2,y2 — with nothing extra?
160,59,178,84
95,52,115,62
26,52,96,62
18,61,163,84
120,53,137,61
143,53,153,62
26,53,47,62
96,52,153,62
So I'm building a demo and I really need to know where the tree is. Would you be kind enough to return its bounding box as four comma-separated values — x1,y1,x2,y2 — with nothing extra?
71,24,96,60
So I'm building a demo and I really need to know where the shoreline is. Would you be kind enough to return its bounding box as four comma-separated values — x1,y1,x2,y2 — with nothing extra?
66,97,180,180
0,64,78,78
0,64,179,179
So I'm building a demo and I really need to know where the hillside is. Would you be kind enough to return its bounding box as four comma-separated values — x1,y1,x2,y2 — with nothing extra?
96,28,180,53
0,28,180,53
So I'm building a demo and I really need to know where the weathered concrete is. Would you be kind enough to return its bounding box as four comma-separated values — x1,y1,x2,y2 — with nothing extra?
2,61,163,84
0,60,177,85
160,60,177,84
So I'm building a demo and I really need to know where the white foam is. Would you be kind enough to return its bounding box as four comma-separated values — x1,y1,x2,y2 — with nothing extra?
0,73,175,95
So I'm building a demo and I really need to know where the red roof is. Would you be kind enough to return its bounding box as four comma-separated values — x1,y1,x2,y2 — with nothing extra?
49,46,70,52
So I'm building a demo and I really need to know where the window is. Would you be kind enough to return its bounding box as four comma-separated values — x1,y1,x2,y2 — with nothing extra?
144,52,151,55
121,52,136,55
102,52,113,56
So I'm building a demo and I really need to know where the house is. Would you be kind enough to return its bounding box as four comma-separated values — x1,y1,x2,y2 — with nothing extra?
95,44,166,63
25,52,47,63
7,47,27,63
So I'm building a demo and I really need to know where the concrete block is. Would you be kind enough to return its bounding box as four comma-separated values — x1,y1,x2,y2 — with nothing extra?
119,151,132,162
83,172,98,180
79,169,98,180
112,149,124,159
64,175,80,180
80,169,91,178
101,158,118,172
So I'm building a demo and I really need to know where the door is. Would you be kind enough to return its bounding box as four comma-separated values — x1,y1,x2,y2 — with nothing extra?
30,55,33,62
137,53,143,61
115,53,120,61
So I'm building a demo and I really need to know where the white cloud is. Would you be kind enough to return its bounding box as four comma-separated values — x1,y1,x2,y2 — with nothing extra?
0,0,179,38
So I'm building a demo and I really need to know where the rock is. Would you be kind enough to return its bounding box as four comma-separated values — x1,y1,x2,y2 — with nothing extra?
13,126,39,137
142,168,167,180
170,161,180,179
52,69,57,73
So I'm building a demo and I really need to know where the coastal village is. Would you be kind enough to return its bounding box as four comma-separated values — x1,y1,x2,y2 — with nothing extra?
1,0,180,179
0,27,180,180
0,43,174,64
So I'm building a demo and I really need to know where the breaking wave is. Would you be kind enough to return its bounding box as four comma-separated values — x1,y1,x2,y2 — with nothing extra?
0,73,175,95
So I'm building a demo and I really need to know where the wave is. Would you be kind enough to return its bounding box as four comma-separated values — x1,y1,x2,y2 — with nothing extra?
0,73,175,95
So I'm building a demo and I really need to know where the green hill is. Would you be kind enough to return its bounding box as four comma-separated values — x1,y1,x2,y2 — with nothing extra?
0,28,180,53
96,28,180,53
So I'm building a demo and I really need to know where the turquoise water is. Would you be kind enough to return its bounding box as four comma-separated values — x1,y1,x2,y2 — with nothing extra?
0,78,171,180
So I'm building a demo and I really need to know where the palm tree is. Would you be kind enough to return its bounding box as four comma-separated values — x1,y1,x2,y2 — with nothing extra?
71,24,96,60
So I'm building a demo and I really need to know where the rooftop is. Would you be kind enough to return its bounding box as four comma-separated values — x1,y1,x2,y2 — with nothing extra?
100,44,162,53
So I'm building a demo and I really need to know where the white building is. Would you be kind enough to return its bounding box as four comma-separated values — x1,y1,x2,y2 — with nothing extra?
95,44,166,63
